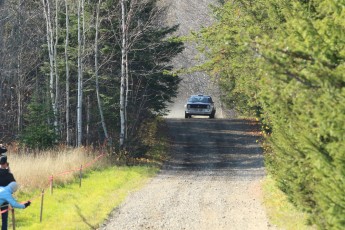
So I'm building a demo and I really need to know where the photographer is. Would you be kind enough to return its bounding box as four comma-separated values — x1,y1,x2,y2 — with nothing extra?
0,145,15,230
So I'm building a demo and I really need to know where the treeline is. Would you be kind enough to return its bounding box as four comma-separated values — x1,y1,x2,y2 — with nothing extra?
195,0,344,229
0,0,183,151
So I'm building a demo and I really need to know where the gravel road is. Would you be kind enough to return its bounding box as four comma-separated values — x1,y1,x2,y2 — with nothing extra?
99,118,276,230
100,1,276,229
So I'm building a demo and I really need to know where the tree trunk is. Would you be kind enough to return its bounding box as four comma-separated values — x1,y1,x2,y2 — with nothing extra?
119,0,126,149
86,95,90,145
95,0,109,142
65,0,70,145
76,0,83,147
125,52,129,139
54,0,60,136
16,0,23,133
42,0,57,135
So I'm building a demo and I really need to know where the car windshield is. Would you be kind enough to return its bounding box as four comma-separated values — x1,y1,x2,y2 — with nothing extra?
188,96,211,103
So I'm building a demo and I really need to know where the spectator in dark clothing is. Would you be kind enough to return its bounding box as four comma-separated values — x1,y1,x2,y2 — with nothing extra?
0,146,15,230
0,145,6,155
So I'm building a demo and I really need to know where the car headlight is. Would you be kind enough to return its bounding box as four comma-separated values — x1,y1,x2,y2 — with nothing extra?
187,105,191,109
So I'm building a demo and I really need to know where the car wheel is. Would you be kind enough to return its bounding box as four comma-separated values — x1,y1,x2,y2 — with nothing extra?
209,112,215,119
185,113,189,119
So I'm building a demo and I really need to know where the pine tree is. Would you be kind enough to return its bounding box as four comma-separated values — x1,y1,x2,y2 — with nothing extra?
20,95,58,150
196,0,345,228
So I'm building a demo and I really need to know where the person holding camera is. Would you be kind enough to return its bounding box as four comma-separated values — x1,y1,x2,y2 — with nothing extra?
0,145,16,230
0,182,30,210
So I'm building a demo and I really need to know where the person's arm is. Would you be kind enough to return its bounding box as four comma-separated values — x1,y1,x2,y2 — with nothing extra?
5,196,25,209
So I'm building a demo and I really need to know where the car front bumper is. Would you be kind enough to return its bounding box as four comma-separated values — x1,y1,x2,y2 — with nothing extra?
185,108,215,116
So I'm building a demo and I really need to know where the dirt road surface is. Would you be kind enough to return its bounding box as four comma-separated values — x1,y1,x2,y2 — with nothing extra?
99,1,276,229
99,118,276,230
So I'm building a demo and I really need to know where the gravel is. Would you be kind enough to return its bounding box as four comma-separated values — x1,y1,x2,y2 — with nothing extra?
99,119,276,230
99,1,277,229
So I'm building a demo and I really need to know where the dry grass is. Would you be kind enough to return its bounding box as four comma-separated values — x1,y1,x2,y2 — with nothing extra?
5,147,109,192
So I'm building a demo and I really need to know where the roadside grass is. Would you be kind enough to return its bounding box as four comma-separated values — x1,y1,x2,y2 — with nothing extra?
262,175,316,230
10,166,158,230
7,147,109,191
3,118,167,229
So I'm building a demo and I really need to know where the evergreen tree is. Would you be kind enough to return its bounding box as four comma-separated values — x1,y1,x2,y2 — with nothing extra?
258,1,345,227
195,0,345,228
20,95,58,150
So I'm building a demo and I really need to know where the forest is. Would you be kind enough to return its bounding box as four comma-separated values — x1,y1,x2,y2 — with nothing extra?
0,0,183,151
1,0,344,229
195,0,345,229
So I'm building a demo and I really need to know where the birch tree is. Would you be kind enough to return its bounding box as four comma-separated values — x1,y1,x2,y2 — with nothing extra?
119,0,182,148
42,0,58,136
76,0,84,146
120,0,140,148
0,0,182,149
54,0,60,135
15,0,24,132
119,0,126,149
0,1,44,142
65,0,70,145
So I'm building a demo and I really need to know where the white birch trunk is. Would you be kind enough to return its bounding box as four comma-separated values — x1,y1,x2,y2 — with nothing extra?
16,1,23,132
76,0,83,146
86,95,90,145
42,0,57,130
125,53,129,139
54,0,59,135
65,0,70,145
119,0,126,149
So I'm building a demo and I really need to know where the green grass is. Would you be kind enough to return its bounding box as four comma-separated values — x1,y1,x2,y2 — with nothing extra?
262,175,316,230
10,166,159,230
